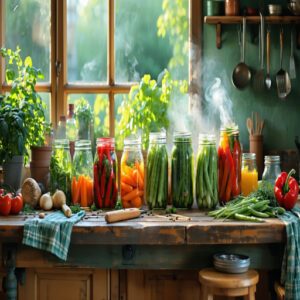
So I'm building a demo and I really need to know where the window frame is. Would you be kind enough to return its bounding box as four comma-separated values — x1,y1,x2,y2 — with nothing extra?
0,0,202,135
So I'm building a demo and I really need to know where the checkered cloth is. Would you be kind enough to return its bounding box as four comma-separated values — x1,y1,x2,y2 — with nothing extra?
279,206,300,300
23,210,85,261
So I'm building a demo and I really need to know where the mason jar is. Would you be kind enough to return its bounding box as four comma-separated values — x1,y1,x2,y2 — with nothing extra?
218,127,241,203
171,132,194,208
241,153,258,196
196,134,218,210
146,132,168,209
121,136,144,208
72,140,93,207
50,139,72,204
262,155,281,184
94,137,118,209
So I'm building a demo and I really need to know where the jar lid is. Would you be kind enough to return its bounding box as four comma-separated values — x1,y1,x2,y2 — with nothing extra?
53,139,69,149
199,134,216,145
173,131,191,142
264,155,280,163
124,135,141,146
242,153,256,160
150,132,166,144
75,139,91,149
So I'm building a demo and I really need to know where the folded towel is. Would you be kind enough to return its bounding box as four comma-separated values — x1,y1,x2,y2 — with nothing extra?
23,210,85,261
279,206,300,300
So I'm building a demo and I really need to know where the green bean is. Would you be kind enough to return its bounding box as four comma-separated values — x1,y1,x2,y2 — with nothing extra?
234,213,264,222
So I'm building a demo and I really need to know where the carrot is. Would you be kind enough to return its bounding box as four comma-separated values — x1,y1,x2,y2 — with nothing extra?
136,169,144,189
71,176,79,204
122,164,134,177
122,188,143,201
86,178,94,206
135,161,144,180
121,182,133,194
73,176,81,204
121,173,136,187
80,176,88,207
131,196,142,208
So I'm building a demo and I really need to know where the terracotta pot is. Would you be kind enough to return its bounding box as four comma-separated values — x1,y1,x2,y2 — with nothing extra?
30,146,52,163
30,163,50,190
2,155,24,190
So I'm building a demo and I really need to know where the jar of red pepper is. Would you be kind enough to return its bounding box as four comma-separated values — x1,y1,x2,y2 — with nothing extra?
218,126,242,203
121,136,144,208
93,137,118,209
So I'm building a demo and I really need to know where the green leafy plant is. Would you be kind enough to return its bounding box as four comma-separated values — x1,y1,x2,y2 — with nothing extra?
74,97,93,140
0,102,28,164
117,70,188,149
0,47,51,163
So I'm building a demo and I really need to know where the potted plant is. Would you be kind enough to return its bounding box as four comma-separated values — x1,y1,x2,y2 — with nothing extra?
0,47,51,189
0,101,27,190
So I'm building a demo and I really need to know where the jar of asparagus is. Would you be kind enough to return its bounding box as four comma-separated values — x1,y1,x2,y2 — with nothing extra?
121,136,144,208
218,125,242,203
196,134,218,210
146,132,168,209
50,139,72,204
171,132,194,208
93,137,118,209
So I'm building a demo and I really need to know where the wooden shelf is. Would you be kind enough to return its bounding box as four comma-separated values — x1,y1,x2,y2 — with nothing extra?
204,16,300,48
204,15,300,25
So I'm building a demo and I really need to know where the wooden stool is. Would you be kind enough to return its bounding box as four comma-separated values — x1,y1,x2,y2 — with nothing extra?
199,268,259,300
274,281,285,300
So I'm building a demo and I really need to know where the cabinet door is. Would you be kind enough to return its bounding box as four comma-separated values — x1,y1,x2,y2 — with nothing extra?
125,270,201,300
18,268,108,300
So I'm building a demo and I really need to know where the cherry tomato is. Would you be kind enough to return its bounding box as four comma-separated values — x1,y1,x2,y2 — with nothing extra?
10,194,23,215
0,194,12,216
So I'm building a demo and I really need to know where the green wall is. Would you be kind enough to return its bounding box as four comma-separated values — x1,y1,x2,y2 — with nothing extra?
202,0,300,152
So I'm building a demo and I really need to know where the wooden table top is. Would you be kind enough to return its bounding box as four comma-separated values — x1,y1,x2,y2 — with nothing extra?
0,210,286,245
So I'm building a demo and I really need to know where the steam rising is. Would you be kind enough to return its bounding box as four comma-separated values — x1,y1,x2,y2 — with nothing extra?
204,77,233,127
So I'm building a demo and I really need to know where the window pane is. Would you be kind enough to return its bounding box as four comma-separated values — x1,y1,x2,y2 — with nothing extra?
115,0,188,82
67,94,109,141
5,0,51,82
114,94,127,150
67,0,107,82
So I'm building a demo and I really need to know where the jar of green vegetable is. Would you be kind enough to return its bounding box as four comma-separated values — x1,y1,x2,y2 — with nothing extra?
196,134,218,210
171,132,194,208
50,139,72,204
146,132,168,209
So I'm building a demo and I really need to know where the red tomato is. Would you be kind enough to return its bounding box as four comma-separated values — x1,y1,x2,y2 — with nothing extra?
10,195,23,215
0,194,12,216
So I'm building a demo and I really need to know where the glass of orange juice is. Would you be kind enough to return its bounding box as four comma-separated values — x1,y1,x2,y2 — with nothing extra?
241,153,258,196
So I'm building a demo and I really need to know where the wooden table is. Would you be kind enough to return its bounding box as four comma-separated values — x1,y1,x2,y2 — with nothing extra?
0,211,286,299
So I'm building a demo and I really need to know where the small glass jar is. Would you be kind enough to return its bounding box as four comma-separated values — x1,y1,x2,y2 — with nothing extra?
171,132,194,208
50,139,72,203
94,137,118,209
225,0,240,16
262,155,281,184
196,134,218,210
121,136,144,208
146,132,168,209
218,127,241,203
72,140,94,207
241,153,258,196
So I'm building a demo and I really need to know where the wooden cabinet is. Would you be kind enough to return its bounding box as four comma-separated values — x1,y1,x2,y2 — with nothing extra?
18,269,108,300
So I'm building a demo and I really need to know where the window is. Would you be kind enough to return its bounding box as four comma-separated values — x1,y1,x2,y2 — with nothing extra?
0,0,201,148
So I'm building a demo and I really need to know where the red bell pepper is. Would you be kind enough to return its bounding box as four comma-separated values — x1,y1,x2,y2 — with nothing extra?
94,164,102,208
274,169,299,210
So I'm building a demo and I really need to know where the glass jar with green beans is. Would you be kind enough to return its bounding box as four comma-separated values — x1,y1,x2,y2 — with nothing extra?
196,134,218,210
171,132,194,208
50,139,72,204
146,132,168,209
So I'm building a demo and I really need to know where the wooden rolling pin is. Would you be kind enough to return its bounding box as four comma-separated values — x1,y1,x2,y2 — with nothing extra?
105,208,142,223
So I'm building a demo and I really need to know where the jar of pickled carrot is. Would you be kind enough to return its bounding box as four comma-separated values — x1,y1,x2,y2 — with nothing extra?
93,138,118,209
241,153,258,196
218,126,241,203
121,136,144,208
71,140,94,207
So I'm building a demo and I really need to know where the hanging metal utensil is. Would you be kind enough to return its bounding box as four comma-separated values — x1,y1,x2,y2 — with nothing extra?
253,12,265,91
265,27,272,89
232,17,251,89
276,27,292,99
289,26,296,79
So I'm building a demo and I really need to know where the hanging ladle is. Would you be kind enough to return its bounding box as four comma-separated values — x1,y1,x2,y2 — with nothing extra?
232,17,251,89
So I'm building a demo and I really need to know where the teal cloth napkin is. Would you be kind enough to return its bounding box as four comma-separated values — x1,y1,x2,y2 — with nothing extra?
279,206,300,300
22,210,85,261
